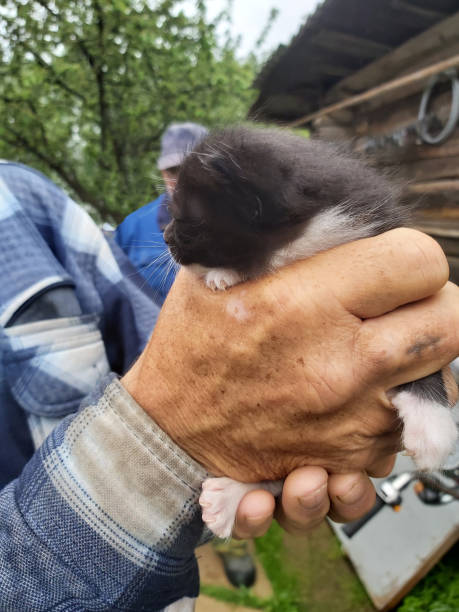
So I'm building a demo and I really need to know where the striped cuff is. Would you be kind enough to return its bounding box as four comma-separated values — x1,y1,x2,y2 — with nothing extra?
42,377,209,567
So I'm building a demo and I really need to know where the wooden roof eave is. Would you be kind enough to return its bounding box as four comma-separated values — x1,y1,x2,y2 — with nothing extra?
324,10,459,107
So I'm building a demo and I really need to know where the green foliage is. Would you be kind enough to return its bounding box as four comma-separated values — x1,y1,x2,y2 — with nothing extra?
0,0,261,222
398,544,459,612
200,584,269,609
254,523,302,611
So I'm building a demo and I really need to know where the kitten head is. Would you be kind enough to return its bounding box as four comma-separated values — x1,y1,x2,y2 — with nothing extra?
164,126,404,277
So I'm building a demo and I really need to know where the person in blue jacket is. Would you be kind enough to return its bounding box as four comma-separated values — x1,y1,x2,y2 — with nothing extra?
115,122,208,306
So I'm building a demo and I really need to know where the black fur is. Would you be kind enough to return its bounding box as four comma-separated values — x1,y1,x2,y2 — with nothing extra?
165,126,408,277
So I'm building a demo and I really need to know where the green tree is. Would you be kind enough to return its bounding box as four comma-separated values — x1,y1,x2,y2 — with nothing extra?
0,0,262,222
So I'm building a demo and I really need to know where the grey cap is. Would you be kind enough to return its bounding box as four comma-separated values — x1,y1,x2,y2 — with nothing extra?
157,122,208,170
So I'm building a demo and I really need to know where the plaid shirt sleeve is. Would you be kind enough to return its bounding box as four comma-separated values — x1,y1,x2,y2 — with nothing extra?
0,376,209,610
0,162,210,610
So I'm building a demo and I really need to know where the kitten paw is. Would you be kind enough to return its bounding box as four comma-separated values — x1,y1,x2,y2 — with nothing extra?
205,269,241,291
199,477,283,538
393,391,458,470
404,417,458,471
200,477,255,538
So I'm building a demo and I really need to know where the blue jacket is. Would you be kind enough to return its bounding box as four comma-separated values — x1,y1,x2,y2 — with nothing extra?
115,195,176,306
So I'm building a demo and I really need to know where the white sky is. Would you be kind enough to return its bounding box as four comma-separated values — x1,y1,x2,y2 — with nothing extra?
184,0,322,58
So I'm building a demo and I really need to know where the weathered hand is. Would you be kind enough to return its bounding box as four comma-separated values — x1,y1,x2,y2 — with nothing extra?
232,463,395,538
123,228,459,484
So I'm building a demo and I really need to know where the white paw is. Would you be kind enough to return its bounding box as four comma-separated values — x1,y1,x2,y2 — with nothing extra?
199,478,256,538
205,269,241,291
199,477,283,538
393,391,458,470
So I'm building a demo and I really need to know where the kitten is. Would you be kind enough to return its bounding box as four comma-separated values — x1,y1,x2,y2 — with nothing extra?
164,125,458,538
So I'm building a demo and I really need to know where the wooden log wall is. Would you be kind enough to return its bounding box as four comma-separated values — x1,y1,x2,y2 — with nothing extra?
310,11,459,281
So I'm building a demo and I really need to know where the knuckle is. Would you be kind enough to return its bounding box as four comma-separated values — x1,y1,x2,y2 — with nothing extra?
391,229,448,290
356,323,403,378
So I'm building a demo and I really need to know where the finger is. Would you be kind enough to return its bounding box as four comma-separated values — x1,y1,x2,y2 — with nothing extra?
305,228,449,318
360,282,459,388
328,472,376,523
233,490,275,539
275,466,329,535
366,453,396,478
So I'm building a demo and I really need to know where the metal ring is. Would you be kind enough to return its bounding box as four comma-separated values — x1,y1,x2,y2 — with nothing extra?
418,68,459,145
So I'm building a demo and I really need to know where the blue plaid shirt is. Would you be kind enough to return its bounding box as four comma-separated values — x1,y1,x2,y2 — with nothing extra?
0,162,208,610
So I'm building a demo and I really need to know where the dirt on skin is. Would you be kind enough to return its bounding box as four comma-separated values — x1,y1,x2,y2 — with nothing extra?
282,523,376,612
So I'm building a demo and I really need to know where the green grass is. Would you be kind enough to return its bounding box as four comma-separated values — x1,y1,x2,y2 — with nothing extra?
254,522,303,611
200,584,269,609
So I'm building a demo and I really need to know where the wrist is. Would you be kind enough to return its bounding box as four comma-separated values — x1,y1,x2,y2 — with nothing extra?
121,348,219,474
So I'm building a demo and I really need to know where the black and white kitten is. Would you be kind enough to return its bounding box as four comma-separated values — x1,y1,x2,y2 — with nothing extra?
164,126,458,538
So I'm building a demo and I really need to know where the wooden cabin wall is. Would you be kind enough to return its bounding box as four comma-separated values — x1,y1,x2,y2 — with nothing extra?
310,14,459,281
310,12,459,214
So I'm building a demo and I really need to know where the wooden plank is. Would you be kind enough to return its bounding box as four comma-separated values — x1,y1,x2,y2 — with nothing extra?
391,0,448,22
407,179,459,193
446,255,459,284
414,218,459,237
371,139,459,165
353,84,456,138
289,54,459,128
325,11,459,102
308,62,355,79
259,92,316,117
310,29,392,60
393,157,459,182
360,40,459,112
406,194,459,211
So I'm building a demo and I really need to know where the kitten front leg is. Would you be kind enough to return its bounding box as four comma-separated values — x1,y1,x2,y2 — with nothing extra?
205,268,242,291
200,477,283,538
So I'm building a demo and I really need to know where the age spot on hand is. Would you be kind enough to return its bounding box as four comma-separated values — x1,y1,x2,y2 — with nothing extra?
407,335,440,357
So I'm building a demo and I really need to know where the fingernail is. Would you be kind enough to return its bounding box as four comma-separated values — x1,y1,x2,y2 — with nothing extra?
336,479,366,505
298,483,327,509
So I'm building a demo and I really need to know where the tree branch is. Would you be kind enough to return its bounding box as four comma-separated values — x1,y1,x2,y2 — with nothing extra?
22,42,86,102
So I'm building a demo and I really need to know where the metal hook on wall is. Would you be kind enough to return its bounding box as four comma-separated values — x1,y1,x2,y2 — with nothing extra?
418,68,459,145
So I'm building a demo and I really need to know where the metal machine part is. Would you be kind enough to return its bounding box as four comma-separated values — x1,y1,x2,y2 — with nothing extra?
342,466,459,538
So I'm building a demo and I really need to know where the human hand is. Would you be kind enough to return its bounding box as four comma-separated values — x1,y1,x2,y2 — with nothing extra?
233,465,393,538
122,228,459,482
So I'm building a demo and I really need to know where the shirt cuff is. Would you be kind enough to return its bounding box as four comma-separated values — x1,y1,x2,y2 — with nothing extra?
40,376,210,567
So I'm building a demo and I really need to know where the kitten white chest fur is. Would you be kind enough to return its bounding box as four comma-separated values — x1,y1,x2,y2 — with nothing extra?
269,206,379,270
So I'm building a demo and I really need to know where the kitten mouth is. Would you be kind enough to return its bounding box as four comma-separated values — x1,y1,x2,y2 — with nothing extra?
167,244,181,264
167,246,194,266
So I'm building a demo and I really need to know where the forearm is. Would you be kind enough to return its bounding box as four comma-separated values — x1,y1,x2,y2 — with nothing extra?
0,376,209,610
